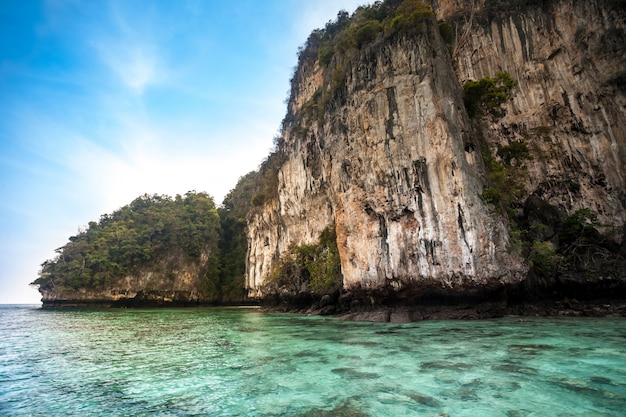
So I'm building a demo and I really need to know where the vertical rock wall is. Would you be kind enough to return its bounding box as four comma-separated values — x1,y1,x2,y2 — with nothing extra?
246,0,626,299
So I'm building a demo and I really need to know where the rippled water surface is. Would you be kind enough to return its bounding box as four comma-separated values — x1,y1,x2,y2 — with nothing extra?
1,305,625,416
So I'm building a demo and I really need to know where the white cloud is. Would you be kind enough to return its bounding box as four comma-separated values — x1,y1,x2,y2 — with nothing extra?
91,34,162,95
90,1,164,95
101,44,159,94
0,240,52,304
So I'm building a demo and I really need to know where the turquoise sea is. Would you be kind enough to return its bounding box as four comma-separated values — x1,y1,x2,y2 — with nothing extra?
1,305,625,416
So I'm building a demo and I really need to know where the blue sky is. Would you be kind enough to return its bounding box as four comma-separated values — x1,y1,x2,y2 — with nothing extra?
0,0,365,304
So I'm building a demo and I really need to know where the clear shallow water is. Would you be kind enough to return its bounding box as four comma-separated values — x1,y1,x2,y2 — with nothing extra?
1,305,625,416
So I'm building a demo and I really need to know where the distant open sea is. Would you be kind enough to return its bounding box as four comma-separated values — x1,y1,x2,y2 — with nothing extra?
1,305,625,416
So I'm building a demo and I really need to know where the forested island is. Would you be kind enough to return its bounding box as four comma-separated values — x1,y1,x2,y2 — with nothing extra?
31,179,257,306
32,0,626,318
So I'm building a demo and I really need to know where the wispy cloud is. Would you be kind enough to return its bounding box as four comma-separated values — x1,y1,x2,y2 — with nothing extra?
90,2,164,95
96,43,160,94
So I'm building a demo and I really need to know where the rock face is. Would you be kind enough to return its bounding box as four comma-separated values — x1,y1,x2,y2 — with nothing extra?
39,251,222,308
246,0,626,304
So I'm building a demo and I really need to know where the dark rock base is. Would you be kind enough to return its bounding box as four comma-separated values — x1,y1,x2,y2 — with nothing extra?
260,280,626,322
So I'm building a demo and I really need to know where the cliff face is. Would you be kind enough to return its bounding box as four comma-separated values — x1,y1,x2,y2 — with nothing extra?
246,0,626,302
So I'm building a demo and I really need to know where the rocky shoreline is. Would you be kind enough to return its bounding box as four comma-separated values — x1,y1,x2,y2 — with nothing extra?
263,299,626,323
40,295,626,322
40,279,626,323
260,281,626,322
339,299,626,322
41,297,626,320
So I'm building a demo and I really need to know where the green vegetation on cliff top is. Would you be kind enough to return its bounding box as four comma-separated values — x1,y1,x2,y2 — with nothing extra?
288,0,435,126
312,0,434,67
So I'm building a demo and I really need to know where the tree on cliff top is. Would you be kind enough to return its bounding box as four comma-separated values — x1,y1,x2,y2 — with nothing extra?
308,0,434,67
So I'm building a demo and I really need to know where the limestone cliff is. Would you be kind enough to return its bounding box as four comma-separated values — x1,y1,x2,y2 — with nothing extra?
246,0,626,306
